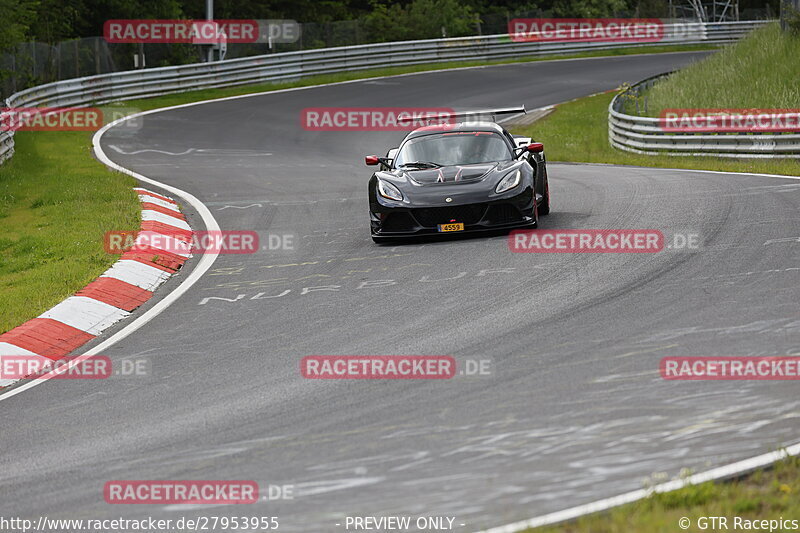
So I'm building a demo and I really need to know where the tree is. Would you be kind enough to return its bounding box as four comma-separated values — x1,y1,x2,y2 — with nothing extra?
781,0,800,32
0,0,37,52
553,0,630,17
635,0,668,17
27,0,82,44
363,0,477,42
76,0,184,37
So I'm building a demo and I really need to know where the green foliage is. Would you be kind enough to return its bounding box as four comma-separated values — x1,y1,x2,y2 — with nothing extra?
553,0,628,18
784,6,800,34
363,0,478,42
732,498,761,513
634,0,668,17
651,482,717,509
0,0,657,50
76,0,184,40
27,0,82,43
0,0,37,52
0,131,139,333
642,23,800,113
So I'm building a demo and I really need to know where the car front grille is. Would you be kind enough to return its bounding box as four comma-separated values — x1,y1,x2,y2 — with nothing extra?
381,212,416,232
411,204,487,227
484,203,523,225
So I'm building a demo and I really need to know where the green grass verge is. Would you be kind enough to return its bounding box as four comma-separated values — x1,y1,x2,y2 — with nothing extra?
0,43,721,335
0,132,139,334
640,23,800,115
524,455,799,532
512,90,800,176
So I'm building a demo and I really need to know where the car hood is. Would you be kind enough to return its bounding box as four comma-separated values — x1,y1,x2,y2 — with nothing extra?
392,161,516,185
372,159,530,207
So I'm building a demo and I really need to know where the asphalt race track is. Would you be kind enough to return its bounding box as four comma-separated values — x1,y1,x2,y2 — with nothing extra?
3,51,800,532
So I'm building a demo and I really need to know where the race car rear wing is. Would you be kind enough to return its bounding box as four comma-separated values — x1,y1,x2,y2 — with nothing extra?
440,106,527,123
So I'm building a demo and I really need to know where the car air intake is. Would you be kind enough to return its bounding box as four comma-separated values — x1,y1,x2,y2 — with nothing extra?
381,212,417,232
485,203,523,224
411,204,487,227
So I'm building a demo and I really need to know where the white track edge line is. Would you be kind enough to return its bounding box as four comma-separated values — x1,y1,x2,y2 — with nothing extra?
553,161,800,181
0,110,221,402
477,442,800,533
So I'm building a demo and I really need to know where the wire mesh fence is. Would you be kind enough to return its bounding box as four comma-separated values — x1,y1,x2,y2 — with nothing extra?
0,38,207,100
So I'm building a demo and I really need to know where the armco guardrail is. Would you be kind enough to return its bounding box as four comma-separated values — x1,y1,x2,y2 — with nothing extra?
1,20,770,164
609,69,800,158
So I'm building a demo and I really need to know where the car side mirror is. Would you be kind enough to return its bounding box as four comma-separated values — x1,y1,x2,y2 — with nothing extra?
366,154,393,169
527,143,544,153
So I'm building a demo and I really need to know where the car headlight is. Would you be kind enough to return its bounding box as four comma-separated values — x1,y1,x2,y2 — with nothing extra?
495,169,521,194
377,179,403,201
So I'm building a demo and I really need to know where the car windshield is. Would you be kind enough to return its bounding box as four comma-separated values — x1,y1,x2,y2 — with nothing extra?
394,132,512,168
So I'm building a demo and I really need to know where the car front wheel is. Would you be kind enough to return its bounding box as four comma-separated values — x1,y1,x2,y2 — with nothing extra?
537,167,551,216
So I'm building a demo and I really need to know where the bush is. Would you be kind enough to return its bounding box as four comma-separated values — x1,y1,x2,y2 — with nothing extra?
553,0,629,18
784,6,800,34
362,0,478,42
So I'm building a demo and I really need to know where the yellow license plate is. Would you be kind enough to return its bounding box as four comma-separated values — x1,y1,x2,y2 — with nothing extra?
438,223,465,232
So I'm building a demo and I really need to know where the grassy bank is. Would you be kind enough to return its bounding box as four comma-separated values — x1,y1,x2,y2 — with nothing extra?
641,23,800,115
0,132,139,334
513,23,800,175
0,43,720,334
525,455,800,533
513,90,800,176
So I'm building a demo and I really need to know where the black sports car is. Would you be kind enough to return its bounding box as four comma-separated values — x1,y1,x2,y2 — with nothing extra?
366,108,550,243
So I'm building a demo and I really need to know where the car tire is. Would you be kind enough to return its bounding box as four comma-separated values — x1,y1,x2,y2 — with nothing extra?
538,167,551,216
